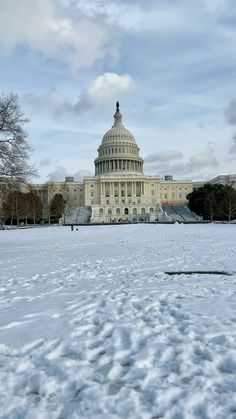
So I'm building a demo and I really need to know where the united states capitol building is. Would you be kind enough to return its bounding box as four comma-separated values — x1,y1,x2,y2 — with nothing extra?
1,103,235,224
34,103,197,223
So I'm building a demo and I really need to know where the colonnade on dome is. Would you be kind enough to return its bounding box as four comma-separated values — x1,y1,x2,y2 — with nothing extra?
95,159,143,174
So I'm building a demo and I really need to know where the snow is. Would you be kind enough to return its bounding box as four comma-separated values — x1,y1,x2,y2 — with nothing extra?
0,223,236,418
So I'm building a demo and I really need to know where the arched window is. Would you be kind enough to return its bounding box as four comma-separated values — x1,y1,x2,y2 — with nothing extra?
150,207,154,213
141,208,145,214
116,208,120,215
99,208,103,214
108,208,112,215
124,208,129,215
133,208,137,215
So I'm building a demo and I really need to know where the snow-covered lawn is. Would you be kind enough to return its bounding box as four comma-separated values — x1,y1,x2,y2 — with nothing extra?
0,224,236,418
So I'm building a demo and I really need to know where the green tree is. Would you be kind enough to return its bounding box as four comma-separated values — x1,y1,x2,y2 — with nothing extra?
187,184,227,221
50,193,66,223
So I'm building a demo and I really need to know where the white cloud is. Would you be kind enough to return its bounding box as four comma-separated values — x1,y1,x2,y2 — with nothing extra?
0,0,118,71
70,0,196,34
86,73,135,106
23,73,135,116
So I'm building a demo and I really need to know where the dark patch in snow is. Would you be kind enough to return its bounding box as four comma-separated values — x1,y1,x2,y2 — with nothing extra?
165,271,233,276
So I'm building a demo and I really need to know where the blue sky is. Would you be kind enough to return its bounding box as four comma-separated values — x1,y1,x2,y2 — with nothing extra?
0,0,236,183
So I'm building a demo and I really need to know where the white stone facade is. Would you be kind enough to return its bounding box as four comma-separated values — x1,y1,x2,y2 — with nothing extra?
31,105,194,223
208,174,236,189
80,105,193,223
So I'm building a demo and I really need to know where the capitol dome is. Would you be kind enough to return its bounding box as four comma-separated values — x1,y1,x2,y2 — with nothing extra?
94,102,143,176
101,108,136,145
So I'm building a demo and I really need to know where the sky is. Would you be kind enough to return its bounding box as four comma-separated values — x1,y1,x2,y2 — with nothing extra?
0,0,236,183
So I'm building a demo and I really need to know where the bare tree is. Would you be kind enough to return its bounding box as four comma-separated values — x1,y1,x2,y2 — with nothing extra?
0,93,37,182
50,193,66,223
203,191,217,222
2,190,25,226
25,190,43,224
219,186,236,222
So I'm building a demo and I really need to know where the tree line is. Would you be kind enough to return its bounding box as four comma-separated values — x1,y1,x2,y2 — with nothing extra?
187,184,236,222
1,191,66,226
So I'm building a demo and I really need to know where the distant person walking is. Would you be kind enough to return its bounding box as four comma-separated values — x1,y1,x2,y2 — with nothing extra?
71,224,74,231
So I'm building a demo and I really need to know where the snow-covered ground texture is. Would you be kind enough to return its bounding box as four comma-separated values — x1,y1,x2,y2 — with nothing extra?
0,224,236,419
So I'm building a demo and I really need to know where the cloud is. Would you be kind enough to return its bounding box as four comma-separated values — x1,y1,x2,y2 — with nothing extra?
144,147,218,177
47,167,92,182
145,150,183,163
23,89,68,116
47,166,69,182
0,0,118,71
85,73,135,106
74,170,92,180
230,134,236,153
225,100,236,155
39,158,53,167
71,0,186,33
190,148,218,169
225,99,236,125
23,73,135,117
69,0,236,41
